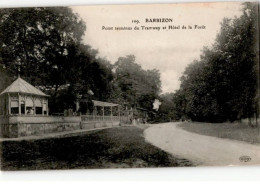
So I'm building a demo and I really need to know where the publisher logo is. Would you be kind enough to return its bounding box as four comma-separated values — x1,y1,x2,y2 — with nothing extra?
239,156,251,162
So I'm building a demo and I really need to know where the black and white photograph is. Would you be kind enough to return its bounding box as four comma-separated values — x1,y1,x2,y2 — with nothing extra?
0,0,259,172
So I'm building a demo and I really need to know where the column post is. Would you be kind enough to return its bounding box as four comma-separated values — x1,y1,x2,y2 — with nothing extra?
8,93,11,115
118,106,120,122
18,93,21,115
102,106,104,121
92,105,94,120
110,106,112,120
42,98,44,116
47,98,49,116
25,96,27,115
33,96,36,115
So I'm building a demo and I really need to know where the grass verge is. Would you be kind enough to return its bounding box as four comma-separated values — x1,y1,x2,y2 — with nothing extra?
0,126,193,170
179,122,260,145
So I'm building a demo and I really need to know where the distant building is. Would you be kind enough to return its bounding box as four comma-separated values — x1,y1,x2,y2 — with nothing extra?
0,77,49,116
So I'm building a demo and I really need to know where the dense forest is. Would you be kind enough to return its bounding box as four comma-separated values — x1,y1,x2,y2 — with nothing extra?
0,2,259,124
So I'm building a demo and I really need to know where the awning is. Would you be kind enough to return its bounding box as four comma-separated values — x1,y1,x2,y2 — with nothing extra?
92,100,119,107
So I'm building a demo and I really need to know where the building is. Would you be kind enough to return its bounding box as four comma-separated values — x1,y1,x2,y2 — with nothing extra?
0,77,49,116
0,77,125,138
0,78,123,138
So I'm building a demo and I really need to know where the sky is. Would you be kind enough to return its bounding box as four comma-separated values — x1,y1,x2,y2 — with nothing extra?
72,2,243,94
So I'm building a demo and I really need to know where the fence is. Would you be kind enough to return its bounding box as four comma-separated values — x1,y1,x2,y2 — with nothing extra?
0,114,131,138
81,114,130,123
81,115,120,122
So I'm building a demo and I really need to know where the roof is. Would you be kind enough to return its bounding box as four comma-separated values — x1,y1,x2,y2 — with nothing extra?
0,77,49,97
92,100,119,107
136,107,148,111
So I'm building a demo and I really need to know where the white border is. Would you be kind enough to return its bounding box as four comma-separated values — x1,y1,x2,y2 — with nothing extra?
0,0,260,183
0,0,253,7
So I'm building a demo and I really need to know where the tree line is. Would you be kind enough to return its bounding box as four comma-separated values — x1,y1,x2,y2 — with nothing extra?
0,7,161,115
162,2,259,124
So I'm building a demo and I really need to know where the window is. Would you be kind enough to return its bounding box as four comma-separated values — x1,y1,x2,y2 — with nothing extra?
11,100,19,114
4,98,7,115
43,103,47,115
36,107,42,115
26,107,34,115
35,98,42,115
21,101,25,114
26,97,34,115
26,97,33,107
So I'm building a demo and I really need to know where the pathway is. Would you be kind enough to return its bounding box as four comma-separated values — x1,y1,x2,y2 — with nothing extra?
144,122,260,166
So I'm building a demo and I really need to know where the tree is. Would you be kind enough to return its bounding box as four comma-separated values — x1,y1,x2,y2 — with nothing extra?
0,7,86,87
175,2,259,123
0,63,13,92
0,7,115,113
112,55,161,110
157,93,175,121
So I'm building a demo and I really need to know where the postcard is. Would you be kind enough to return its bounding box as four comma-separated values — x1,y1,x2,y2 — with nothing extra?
0,1,259,170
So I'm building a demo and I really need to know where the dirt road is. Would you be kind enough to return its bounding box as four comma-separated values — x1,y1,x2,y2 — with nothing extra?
144,122,260,166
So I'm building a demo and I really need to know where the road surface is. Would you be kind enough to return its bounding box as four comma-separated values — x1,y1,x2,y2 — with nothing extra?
144,122,260,166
